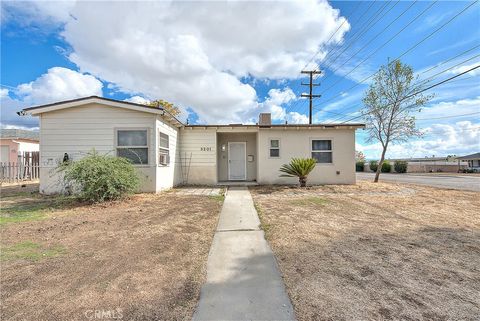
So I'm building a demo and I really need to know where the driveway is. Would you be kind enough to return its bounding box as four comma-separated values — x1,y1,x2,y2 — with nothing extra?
357,172,480,192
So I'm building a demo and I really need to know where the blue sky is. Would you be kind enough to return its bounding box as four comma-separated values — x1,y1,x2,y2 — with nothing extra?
1,1,479,159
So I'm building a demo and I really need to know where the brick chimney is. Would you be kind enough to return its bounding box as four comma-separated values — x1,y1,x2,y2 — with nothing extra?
258,113,271,127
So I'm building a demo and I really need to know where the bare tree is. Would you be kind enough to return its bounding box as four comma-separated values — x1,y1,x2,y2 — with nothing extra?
362,60,432,182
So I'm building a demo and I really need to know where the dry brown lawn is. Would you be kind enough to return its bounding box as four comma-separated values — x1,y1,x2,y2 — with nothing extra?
251,181,480,321
1,184,223,321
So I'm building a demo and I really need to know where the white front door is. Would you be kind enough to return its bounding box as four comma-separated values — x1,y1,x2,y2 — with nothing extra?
228,142,246,180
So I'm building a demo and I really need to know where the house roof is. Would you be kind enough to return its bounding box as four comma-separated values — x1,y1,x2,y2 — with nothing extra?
185,123,365,129
0,129,39,141
19,96,184,127
457,152,480,160
19,96,365,130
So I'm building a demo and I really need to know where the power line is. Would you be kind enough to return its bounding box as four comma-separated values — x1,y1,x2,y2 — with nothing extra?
304,0,374,73
321,0,400,74
339,64,480,124
285,1,368,118
322,1,417,83
316,44,480,123
415,111,480,121
0,84,18,90
318,0,440,101
317,0,477,109
301,1,363,72
419,44,480,76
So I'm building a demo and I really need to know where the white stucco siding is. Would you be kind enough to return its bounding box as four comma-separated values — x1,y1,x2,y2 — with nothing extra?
257,128,356,185
17,141,39,153
155,117,181,190
178,128,217,184
39,103,156,194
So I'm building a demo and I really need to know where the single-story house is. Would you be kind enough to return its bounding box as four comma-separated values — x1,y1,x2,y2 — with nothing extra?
0,129,40,163
20,96,365,194
457,152,480,171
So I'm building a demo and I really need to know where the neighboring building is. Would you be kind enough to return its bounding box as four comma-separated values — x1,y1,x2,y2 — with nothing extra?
383,156,468,173
20,96,364,194
457,152,480,171
0,129,40,163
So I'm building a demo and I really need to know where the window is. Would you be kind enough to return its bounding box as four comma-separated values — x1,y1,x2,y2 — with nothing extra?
311,139,332,163
116,129,149,165
159,132,170,166
269,139,280,158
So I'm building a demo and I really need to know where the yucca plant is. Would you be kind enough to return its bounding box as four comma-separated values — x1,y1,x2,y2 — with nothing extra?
279,158,317,187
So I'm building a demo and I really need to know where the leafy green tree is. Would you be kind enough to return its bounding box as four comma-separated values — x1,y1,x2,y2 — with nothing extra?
369,160,378,172
279,158,316,187
394,160,408,173
381,160,392,173
147,99,181,117
362,60,432,182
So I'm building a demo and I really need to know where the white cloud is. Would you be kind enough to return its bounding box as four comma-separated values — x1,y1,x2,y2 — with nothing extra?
16,67,103,105
448,63,480,77
357,120,480,159
287,112,309,124
415,96,480,127
5,1,349,124
0,88,9,98
1,67,103,128
124,96,150,105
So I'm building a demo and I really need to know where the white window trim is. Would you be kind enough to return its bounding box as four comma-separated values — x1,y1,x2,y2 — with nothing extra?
114,127,150,166
158,131,170,167
268,138,281,159
310,138,334,165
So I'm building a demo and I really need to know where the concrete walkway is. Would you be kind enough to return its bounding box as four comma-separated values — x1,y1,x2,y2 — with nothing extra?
193,186,295,321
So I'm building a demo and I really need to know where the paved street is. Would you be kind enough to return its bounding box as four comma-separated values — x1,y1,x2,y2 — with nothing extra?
357,172,480,192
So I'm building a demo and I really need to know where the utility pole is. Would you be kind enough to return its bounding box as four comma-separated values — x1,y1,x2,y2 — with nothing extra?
301,70,322,124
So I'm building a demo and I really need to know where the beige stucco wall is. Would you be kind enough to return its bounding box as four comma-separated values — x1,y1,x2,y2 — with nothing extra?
155,117,181,191
257,128,356,185
178,128,217,185
39,104,159,194
217,132,257,181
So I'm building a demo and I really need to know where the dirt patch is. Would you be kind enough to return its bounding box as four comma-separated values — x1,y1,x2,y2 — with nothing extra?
251,181,480,321
0,188,223,321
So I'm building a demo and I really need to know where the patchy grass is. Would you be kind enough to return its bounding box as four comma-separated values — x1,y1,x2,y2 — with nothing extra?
1,185,223,321
208,194,225,202
289,196,328,206
0,194,78,225
254,202,272,236
251,181,480,321
1,241,66,261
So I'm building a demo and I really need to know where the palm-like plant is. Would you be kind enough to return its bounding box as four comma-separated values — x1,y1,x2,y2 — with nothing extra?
279,158,317,187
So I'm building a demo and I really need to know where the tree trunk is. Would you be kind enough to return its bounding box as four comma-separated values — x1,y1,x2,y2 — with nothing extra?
299,177,307,187
374,145,388,183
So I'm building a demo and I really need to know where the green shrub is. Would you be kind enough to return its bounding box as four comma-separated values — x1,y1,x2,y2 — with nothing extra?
394,160,408,173
279,158,316,187
59,151,139,203
356,161,365,172
381,160,392,173
369,160,378,172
